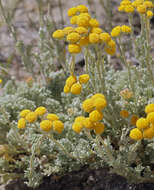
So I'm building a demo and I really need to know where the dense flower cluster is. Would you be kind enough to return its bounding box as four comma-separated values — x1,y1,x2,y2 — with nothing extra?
111,25,132,37
129,103,154,140
118,0,154,18
72,93,107,134
18,107,64,134
63,74,90,95
52,5,116,55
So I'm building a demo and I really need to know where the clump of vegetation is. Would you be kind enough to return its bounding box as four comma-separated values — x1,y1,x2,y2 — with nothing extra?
0,0,154,188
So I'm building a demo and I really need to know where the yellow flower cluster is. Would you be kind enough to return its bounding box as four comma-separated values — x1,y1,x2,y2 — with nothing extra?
64,74,90,95
129,103,154,140
111,25,132,37
18,107,64,134
118,0,154,18
120,110,129,118
52,5,116,55
72,93,107,135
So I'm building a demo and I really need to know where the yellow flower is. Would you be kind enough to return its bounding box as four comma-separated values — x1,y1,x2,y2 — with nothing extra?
93,97,107,110
137,5,147,14
71,83,82,95
94,122,105,135
20,109,31,118
25,112,37,123
120,110,129,118
121,25,132,33
89,33,100,43
120,88,133,99
82,98,94,113
143,1,153,8
53,120,64,134
104,47,116,55
0,79,2,84
136,118,149,129
145,104,154,114
147,112,154,124
83,117,94,129
46,113,59,121
111,26,121,37
70,16,78,25
89,110,103,122
107,39,116,48
79,36,89,46
18,118,26,129
68,7,78,17
118,5,125,12
75,116,86,123
72,122,83,133
65,75,77,88
63,27,75,35
68,44,81,54
75,27,88,34
79,74,90,84
146,11,153,18
89,19,99,27
77,5,88,13
130,115,139,125
52,29,65,39
35,106,47,116
40,120,52,132
67,32,81,43
79,13,91,20
100,33,111,43
125,5,134,13
143,127,154,139
77,15,89,27
129,128,143,140
63,85,70,93
91,27,103,34
92,93,105,100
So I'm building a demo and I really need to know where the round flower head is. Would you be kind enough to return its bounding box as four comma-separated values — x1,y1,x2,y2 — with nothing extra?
35,106,47,116
89,19,99,27
121,25,132,33
77,5,88,13
89,33,100,43
91,27,103,34
107,39,116,48
75,116,86,123
89,110,103,122
93,97,107,110
136,118,149,129
52,29,65,39
75,27,88,34
67,32,81,43
53,120,64,134
82,98,94,113
18,118,26,129
71,83,82,95
137,5,147,14
46,113,59,121
143,1,153,8
146,112,154,124
72,122,83,133
129,128,143,140
77,15,89,27
92,93,106,100
66,75,77,88
64,85,70,93
146,11,153,18
0,79,2,84
20,109,31,118
125,5,134,13
79,36,89,46
111,26,121,37
40,120,52,132
130,115,139,125
79,74,90,84
104,47,116,55
83,117,94,129
118,5,125,12
120,110,129,118
143,127,154,139
94,122,105,135
68,44,81,54
68,7,78,17
70,16,78,25
25,112,37,123
145,104,154,114
63,27,75,35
